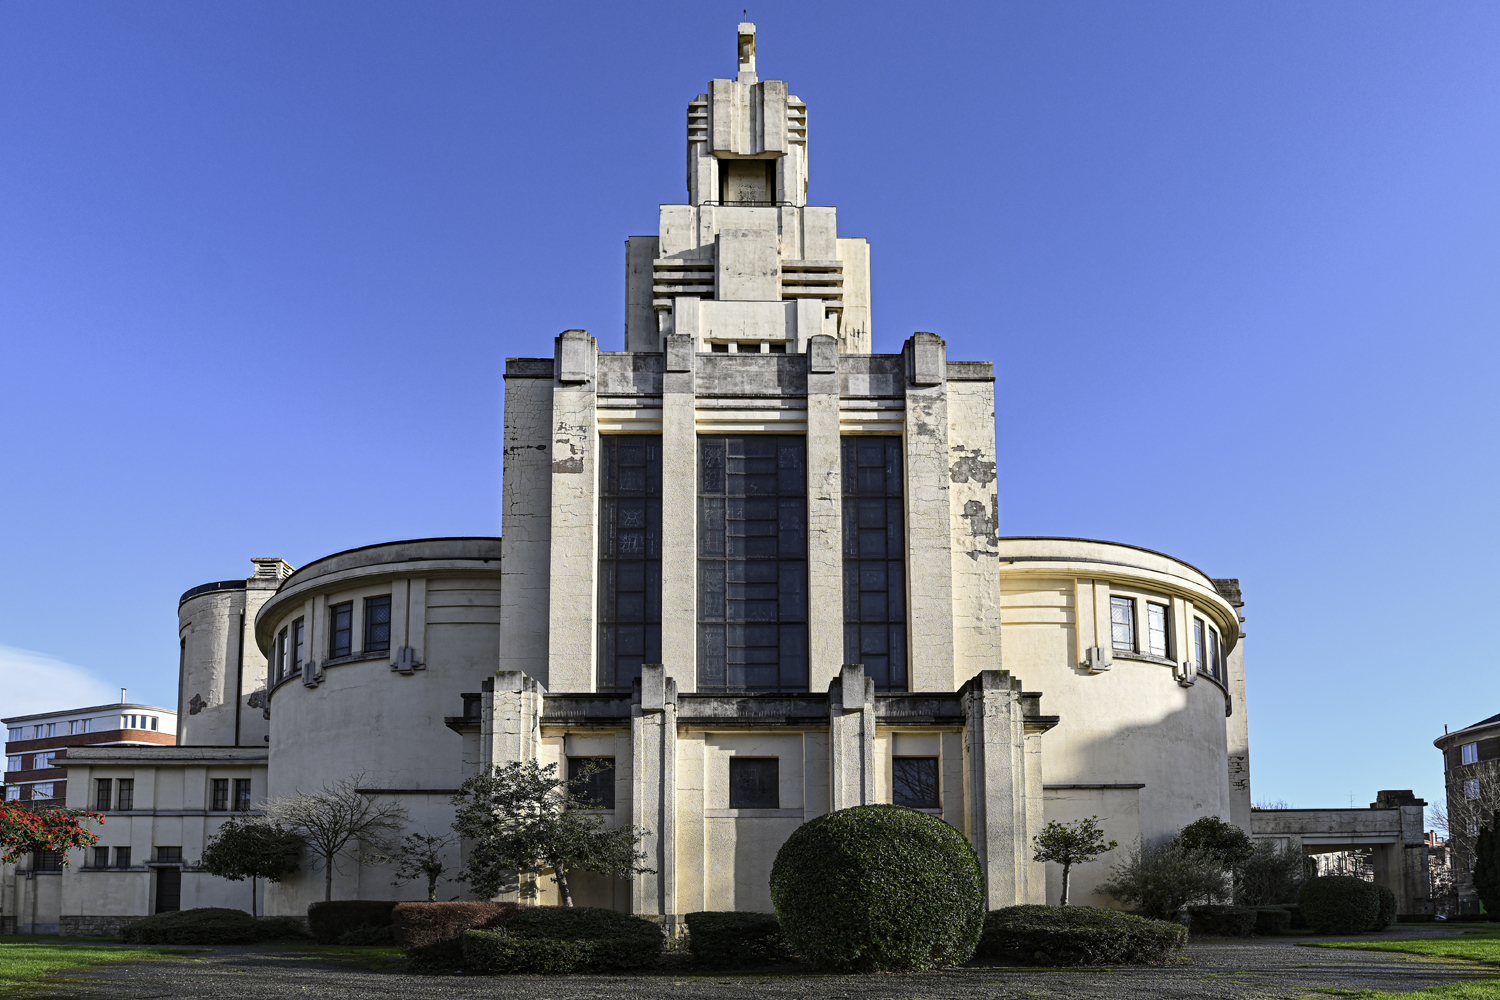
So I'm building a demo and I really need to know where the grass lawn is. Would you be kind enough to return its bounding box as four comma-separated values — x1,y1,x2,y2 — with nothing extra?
0,937,203,992
1303,924,1500,999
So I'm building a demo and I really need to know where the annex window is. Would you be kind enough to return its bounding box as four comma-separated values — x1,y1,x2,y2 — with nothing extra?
1470,818,1481,838
79,718,92,734
841,437,907,691
1463,743,1480,766
114,847,131,868
598,436,662,691
5,756,19,772
116,779,135,811
1466,778,1481,800
329,602,353,658
3,787,17,801
211,779,229,812
31,783,54,800
568,757,616,810
728,757,779,809
33,850,63,872
364,596,392,653
892,757,939,809
1146,602,1170,658
1110,596,1136,652
91,846,110,869
698,436,807,692
6,727,22,740
95,779,112,811
234,779,252,812
292,618,305,675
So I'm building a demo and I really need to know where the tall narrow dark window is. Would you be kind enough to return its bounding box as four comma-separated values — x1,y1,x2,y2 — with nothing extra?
364,596,391,653
211,779,229,811
598,436,662,690
1110,596,1136,652
234,778,252,812
841,437,907,691
698,436,807,692
292,618,305,674
94,779,112,812
274,627,289,682
116,779,134,811
329,602,353,658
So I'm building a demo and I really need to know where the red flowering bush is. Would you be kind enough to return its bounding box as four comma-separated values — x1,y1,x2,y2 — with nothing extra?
0,801,104,865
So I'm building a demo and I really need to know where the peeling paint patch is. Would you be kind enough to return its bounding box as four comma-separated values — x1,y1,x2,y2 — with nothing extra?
950,447,997,485
962,498,996,538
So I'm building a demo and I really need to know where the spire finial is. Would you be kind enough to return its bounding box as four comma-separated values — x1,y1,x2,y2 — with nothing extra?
737,21,757,84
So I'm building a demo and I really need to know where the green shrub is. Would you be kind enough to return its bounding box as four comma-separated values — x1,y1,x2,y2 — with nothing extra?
253,915,308,940
462,906,663,974
1299,876,1381,934
975,905,1187,966
1253,907,1292,936
683,912,792,966
1097,838,1230,920
1370,884,1397,931
392,901,520,966
1177,817,1255,868
306,900,398,944
769,804,985,971
1237,840,1311,906
1186,904,1257,937
122,908,259,944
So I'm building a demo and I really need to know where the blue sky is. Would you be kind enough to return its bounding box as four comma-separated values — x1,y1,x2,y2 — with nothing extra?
2,1,1496,813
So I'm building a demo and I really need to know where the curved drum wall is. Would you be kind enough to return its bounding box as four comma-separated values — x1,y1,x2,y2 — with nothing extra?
997,537,1242,906
177,584,253,747
254,538,502,913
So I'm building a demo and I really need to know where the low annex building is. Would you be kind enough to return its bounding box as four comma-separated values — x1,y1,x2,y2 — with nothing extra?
2,25,1252,930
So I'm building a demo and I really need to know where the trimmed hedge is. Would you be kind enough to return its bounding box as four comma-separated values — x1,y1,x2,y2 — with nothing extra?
1371,885,1397,931
307,900,399,944
121,908,307,945
683,911,792,966
1299,877,1381,934
975,905,1187,966
393,901,521,966
769,805,985,971
462,906,663,974
1253,907,1292,936
1186,905,1257,937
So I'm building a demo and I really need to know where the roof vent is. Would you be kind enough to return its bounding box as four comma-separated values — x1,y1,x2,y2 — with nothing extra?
250,558,294,580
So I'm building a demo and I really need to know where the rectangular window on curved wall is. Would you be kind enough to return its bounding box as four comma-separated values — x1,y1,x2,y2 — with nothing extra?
841,437,906,692
598,436,662,691
698,436,807,692
1110,596,1136,652
1466,778,1481,800
364,596,391,653
1146,602,1170,658
275,628,288,682
1208,627,1222,681
1193,618,1206,673
292,618,305,675
329,602,353,658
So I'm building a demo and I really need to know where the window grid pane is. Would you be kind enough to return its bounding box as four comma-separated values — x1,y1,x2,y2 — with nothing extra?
892,757,939,808
1146,602,1169,658
568,757,617,810
598,437,663,691
728,757,779,809
1463,743,1480,766
698,437,807,692
234,779,252,812
329,603,353,658
364,596,391,653
1110,597,1136,651
1193,619,1206,673
841,437,907,692
1208,628,1221,680
211,779,229,812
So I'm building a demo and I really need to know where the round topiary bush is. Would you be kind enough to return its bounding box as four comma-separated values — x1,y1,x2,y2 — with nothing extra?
1370,884,1397,931
768,804,985,971
1298,876,1381,934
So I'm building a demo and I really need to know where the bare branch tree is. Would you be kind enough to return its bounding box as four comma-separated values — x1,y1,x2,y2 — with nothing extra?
263,776,408,901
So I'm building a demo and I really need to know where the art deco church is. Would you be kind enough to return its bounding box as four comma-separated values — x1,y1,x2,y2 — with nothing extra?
8,25,1251,931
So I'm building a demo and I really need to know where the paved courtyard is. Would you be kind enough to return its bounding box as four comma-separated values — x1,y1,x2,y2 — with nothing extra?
13,931,1497,1000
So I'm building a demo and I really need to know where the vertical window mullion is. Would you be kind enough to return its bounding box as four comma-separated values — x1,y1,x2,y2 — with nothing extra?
598,436,662,691
840,437,906,692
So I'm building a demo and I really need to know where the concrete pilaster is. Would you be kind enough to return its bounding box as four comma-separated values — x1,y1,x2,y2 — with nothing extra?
499,359,555,685
662,336,698,693
828,664,876,810
805,335,843,693
903,334,955,693
962,669,1031,908
631,665,678,915
480,670,544,771
548,331,599,693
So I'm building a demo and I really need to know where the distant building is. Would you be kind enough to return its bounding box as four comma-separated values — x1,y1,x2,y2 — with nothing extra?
3,703,176,806
1434,713,1500,914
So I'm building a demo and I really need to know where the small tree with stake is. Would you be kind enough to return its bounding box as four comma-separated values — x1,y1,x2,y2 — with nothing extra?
452,760,654,906
1031,816,1117,905
199,817,304,917
372,832,454,902
263,777,408,901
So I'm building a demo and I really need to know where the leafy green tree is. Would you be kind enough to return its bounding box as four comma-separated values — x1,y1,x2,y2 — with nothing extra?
264,776,408,901
1031,816,1117,905
1472,810,1500,917
452,761,653,906
1177,816,1255,869
199,817,304,917
1098,838,1230,920
1236,839,1311,906
382,832,453,901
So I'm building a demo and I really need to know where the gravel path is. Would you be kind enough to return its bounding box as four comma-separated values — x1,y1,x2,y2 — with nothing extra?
16,932,1496,999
